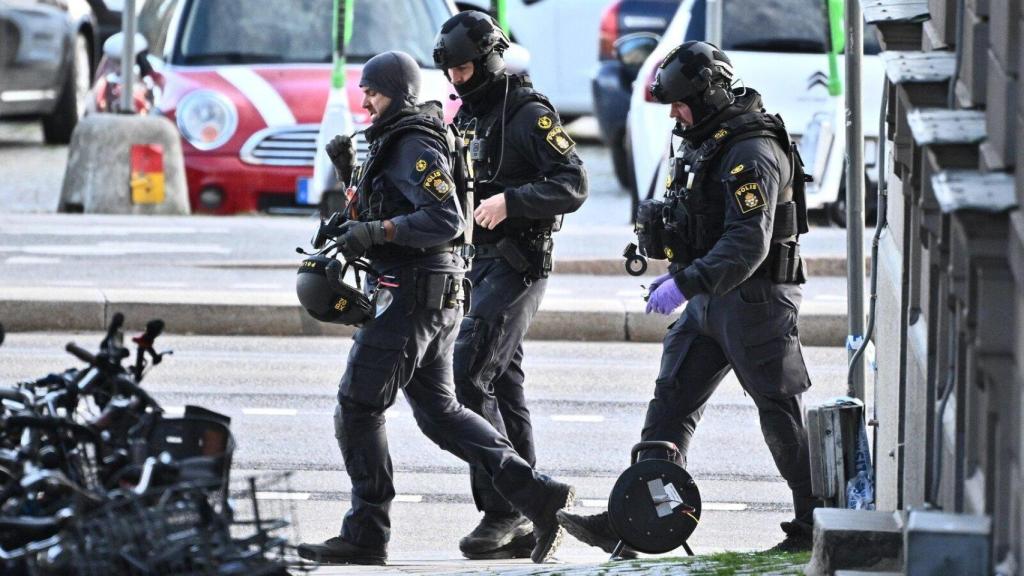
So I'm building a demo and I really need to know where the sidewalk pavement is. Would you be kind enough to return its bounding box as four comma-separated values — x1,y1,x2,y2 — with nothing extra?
0,273,848,346
0,213,864,345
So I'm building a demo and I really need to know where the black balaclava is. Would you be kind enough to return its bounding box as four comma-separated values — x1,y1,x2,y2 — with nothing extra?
359,51,422,124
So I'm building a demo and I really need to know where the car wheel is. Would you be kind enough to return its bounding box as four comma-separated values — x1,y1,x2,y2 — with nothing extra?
624,123,641,222
42,34,90,144
828,167,878,228
610,131,632,190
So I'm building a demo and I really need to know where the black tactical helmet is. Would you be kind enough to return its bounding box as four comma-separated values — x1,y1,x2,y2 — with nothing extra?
296,255,374,326
433,11,510,96
650,41,736,124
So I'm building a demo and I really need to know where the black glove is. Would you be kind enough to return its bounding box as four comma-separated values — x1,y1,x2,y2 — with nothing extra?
338,220,386,261
325,134,356,185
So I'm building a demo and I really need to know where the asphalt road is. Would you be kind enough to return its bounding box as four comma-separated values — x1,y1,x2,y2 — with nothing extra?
0,332,868,562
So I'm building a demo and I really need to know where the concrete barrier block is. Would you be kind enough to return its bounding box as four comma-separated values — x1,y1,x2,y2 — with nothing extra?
60,114,189,215
0,287,106,331
805,509,903,576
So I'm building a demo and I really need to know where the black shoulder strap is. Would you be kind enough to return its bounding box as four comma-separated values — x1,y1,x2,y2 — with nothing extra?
446,123,473,247
360,122,448,183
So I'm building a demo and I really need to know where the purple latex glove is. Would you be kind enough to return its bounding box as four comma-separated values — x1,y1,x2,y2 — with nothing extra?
646,276,687,315
645,273,672,298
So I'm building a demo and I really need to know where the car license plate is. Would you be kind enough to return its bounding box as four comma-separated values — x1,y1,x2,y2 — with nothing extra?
296,176,312,205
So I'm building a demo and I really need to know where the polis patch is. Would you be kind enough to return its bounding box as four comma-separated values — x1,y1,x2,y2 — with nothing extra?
545,125,575,155
422,168,455,201
734,182,766,214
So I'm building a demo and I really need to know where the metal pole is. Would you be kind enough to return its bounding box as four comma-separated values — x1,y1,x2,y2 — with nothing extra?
845,0,866,399
120,0,136,113
705,0,723,47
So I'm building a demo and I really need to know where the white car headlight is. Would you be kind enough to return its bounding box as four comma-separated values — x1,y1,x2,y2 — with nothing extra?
176,90,238,151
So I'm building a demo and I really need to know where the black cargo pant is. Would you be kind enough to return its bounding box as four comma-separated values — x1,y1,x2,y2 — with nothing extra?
453,255,547,514
334,266,556,549
640,275,818,523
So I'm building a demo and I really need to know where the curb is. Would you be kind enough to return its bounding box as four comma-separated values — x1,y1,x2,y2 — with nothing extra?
191,255,863,277
554,255,865,277
0,287,848,347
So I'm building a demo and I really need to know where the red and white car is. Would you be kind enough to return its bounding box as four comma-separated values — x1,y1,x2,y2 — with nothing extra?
91,0,462,214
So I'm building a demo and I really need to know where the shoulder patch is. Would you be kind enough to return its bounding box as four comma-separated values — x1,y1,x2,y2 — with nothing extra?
733,182,766,214
537,115,553,130
713,129,729,140
728,165,767,215
422,168,455,201
544,125,575,155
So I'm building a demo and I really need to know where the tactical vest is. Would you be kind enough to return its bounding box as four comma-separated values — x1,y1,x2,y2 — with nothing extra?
351,112,472,260
456,75,559,237
664,111,809,281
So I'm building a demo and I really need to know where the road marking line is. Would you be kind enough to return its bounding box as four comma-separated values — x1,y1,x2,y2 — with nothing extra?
46,280,97,287
5,256,61,265
703,502,748,511
231,283,284,290
256,491,311,500
137,281,189,288
394,494,423,503
551,415,605,423
243,408,299,416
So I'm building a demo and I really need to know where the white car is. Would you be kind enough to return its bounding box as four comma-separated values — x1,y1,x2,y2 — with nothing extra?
458,0,603,119
626,0,885,226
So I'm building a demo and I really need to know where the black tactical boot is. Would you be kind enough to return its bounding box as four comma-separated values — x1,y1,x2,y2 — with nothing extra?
460,512,535,559
528,481,576,563
556,510,638,559
296,536,387,565
768,518,813,552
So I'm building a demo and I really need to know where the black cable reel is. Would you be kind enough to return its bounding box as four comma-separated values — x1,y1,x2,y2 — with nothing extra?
622,242,648,276
607,441,701,558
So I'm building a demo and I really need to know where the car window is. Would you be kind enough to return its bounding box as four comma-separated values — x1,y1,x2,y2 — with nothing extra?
684,0,881,55
137,0,180,56
173,0,452,67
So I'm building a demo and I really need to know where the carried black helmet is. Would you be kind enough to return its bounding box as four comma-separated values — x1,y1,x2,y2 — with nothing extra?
433,11,510,96
296,255,374,326
650,41,735,123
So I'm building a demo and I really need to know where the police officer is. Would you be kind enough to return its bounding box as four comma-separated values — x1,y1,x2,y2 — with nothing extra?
432,11,589,560
296,51,575,566
557,41,818,553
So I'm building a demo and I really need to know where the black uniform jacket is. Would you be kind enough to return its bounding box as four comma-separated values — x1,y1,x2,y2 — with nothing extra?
671,92,793,298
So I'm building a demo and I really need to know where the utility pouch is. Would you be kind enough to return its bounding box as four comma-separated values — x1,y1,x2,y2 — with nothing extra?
635,199,668,260
496,237,531,273
443,275,467,310
461,277,473,314
420,272,449,311
527,233,555,279
770,241,807,284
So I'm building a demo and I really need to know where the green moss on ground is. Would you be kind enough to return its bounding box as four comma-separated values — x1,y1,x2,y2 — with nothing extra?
613,550,810,575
